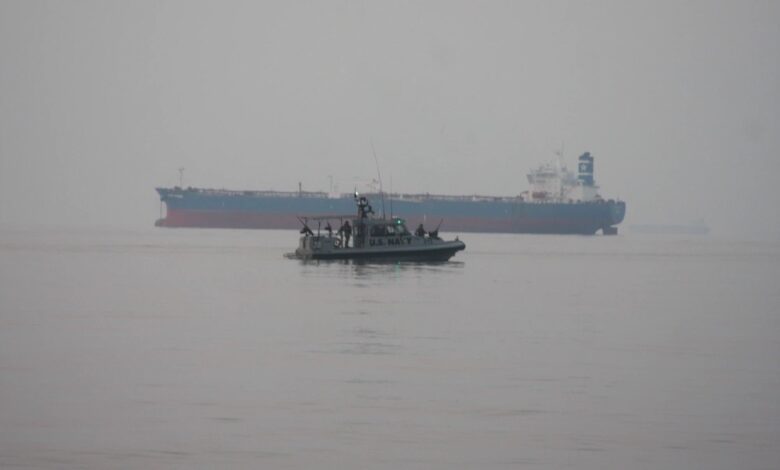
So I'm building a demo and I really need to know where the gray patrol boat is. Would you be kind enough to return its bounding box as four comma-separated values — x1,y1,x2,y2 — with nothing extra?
286,194,466,261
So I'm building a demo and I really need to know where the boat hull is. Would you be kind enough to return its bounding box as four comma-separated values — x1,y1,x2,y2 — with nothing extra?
290,241,466,261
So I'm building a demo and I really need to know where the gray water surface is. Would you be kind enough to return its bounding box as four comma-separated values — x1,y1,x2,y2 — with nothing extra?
1,227,778,469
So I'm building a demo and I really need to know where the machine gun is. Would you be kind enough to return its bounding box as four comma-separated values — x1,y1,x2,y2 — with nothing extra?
297,216,314,236
428,219,443,240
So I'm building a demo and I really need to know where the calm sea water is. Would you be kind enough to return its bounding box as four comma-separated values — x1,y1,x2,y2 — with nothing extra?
1,227,778,469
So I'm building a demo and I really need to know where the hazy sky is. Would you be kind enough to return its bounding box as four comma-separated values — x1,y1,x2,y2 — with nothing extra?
1,0,779,238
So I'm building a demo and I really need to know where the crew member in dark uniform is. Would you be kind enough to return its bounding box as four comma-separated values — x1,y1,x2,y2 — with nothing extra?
357,196,374,219
340,220,352,247
415,223,426,237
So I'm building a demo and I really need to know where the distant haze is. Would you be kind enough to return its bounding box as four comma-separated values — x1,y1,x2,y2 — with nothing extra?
1,1,778,239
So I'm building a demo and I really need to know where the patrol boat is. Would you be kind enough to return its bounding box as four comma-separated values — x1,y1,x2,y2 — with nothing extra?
286,194,466,261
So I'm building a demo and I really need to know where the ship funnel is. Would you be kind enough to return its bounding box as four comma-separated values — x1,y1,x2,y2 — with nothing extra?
578,152,595,186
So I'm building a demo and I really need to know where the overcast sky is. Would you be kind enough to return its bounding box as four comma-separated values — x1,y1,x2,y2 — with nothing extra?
1,0,778,238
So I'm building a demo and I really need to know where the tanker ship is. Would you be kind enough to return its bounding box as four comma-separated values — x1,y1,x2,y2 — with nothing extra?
155,152,625,235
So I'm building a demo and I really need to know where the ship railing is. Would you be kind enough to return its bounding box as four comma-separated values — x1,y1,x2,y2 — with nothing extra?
180,188,333,198
299,214,355,222
390,193,520,203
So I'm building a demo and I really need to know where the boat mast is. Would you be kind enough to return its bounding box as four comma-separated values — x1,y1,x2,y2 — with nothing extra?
389,175,393,218
370,138,386,219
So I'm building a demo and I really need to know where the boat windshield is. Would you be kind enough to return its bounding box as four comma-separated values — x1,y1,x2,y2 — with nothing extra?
369,222,410,237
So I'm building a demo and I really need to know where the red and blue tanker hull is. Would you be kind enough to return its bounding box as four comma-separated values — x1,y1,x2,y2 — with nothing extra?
156,187,625,235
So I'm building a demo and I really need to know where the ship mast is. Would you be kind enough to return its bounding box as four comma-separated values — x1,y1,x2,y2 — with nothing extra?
554,142,565,200
556,142,565,169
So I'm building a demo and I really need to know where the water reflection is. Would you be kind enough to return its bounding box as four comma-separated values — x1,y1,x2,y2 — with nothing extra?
296,258,465,280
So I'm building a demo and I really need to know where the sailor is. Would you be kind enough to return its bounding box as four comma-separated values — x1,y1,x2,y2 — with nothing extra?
325,222,333,237
415,223,426,237
340,220,352,247
357,196,374,219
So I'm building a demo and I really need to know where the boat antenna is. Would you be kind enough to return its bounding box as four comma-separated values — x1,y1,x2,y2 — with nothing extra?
178,167,185,188
370,138,386,219
389,175,393,218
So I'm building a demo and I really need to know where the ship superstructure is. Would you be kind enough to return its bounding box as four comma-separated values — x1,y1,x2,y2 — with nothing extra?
524,152,600,203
